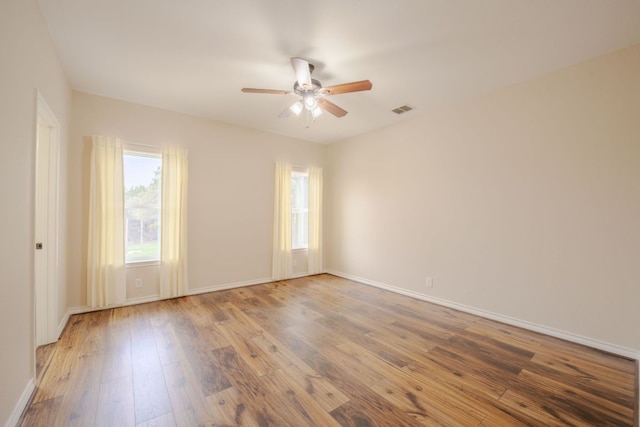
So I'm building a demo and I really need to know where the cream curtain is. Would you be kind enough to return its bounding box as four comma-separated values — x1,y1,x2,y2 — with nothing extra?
308,166,323,275
272,162,292,280
160,146,189,298
87,136,126,307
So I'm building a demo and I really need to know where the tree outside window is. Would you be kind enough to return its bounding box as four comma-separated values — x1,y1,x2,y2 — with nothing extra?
123,153,161,262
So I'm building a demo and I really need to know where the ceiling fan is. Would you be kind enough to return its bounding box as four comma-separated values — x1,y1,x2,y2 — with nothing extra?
241,57,372,119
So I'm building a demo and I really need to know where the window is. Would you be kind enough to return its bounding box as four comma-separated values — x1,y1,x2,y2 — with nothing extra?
89,137,188,305
291,170,308,250
123,151,162,263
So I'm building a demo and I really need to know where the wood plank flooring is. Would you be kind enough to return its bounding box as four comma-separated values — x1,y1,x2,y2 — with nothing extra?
20,274,638,426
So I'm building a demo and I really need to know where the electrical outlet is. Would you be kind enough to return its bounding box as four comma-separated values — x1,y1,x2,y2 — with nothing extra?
135,278,143,288
425,277,433,288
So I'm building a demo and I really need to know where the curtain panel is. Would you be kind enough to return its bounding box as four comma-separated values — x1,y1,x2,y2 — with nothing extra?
308,166,323,275
272,162,293,280
160,146,189,298
87,136,126,307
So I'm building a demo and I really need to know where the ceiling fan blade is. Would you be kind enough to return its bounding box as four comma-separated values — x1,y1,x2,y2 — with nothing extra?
278,108,293,118
241,88,290,95
291,57,312,89
278,100,304,118
321,80,372,96
317,98,348,118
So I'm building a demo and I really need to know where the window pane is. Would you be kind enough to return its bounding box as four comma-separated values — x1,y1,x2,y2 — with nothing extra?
291,171,308,249
123,153,161,262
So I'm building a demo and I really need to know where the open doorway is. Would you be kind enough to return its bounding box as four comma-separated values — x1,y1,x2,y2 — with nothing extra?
34,92,60,346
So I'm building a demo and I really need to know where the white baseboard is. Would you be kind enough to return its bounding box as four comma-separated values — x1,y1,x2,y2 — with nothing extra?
5,379,34,427
326,270,640,361
57,309,71,338
61,273,320,327
57,304,92,336
125,294,162,305
187,277,273,296
186,273,327,296
58,277,277,332
58,295,163,333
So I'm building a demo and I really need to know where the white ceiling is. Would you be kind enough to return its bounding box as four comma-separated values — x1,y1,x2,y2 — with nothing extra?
38,0,640,144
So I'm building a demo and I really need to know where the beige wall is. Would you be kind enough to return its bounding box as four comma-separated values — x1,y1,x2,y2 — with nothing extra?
0,0,71,424
68,92,326,308
327,45,640,352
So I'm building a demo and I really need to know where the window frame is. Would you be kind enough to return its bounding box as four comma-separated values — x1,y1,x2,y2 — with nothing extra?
123,146,162,265
291,169,309,251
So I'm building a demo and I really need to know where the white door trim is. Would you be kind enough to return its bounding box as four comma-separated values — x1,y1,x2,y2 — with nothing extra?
35,91,60,347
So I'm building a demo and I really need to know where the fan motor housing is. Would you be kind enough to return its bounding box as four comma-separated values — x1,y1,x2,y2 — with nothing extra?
293,79,322,96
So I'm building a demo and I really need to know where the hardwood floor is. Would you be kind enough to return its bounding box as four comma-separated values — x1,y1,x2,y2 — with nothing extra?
21,274,638,426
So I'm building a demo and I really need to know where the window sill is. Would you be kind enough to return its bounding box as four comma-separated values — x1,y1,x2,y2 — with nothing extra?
292,248,308,253
126,260,160,268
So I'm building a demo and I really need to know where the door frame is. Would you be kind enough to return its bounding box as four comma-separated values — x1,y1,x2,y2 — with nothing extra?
34,91,60,347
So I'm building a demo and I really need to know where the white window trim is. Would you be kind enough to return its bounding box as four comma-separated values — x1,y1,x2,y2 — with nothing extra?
291,169,309,250
123,147,162,264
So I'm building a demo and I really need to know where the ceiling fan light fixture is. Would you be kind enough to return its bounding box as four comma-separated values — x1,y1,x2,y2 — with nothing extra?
303,95,317,111
241,57,372,119
289,101,303,116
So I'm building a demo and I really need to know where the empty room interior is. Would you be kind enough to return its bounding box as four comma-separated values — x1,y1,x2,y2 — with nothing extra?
1,0,639,426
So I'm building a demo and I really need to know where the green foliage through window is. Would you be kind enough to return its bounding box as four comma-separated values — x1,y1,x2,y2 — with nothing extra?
124,153,162,262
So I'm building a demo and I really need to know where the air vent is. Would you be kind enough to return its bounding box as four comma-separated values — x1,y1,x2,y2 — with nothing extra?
392,105,415,115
